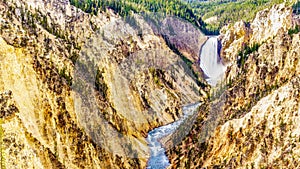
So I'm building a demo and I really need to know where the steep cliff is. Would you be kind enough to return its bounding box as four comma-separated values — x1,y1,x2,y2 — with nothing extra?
0,0,205,168
167,3,300,168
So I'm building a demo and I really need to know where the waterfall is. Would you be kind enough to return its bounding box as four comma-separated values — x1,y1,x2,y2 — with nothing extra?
199,36,226,86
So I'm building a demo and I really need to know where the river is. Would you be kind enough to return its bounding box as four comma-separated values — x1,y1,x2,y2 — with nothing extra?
146,103,200,169
146,36,226,169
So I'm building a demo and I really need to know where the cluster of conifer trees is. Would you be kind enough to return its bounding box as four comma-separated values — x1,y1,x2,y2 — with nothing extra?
69,0,218,34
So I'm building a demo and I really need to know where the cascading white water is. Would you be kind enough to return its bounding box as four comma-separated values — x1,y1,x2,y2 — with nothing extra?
146,36,226,169
146,103,200,169
199,36,226,86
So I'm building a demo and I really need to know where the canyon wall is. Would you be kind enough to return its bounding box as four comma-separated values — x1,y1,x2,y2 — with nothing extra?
167,3,300,168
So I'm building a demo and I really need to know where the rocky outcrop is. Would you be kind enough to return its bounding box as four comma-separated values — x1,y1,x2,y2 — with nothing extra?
161,16,207,63
250,3,293,44
0,91,66,169
220,3,293,66
220,21,251,64
0,91,18,119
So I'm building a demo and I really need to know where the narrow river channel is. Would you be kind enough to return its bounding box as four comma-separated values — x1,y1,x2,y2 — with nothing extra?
146,103,200,169
146,36,226,169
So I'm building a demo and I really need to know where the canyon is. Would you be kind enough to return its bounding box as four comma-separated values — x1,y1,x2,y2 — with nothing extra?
0,0,299,169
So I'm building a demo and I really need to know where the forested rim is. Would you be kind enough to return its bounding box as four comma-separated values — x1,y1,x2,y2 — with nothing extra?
293,1,300,14
69,0,216,35
69,0,299,35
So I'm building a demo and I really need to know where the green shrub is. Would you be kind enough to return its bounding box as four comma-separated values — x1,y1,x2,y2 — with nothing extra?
288,25,300,36
237,43,260,68
95,69,108,99
59,67,73,86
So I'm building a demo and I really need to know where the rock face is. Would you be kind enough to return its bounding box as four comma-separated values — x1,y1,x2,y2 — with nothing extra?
0,0,205,168
159,16,208,86
161,16,207,63
167,3,300,168
220,3,293,65
250,3,293,44
220,20,251,64
201,78,300,168
0,91,18,119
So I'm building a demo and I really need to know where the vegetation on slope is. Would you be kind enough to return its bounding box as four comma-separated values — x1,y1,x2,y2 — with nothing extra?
237,43,260,68
292,1,300,14
190,0,286,31
288,25,300,36
69,0,216,34
70,0,297,35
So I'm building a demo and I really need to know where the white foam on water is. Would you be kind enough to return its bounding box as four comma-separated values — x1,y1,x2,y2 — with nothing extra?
146,103,200,169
